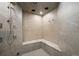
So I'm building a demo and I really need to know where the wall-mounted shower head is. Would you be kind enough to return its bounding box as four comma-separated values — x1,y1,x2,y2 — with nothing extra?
8,6,15,11
48,19,55,22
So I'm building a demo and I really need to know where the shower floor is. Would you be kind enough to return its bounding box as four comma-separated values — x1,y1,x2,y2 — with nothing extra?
22,48,49,56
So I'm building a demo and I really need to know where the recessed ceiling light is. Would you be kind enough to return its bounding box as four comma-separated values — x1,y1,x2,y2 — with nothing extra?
45,7,48,10
40,11,43,15
32,9,35,12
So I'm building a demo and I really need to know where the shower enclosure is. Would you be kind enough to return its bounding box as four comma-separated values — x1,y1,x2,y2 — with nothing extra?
0,2,76,56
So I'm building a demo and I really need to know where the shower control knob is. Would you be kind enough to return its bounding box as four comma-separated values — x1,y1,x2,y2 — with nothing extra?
13,35,17,39
0,37,2,43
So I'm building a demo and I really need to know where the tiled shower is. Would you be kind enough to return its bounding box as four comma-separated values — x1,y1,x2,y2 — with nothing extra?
0,2,79,56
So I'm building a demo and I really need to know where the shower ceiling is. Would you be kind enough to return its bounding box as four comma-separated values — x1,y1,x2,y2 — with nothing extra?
17,2,59,16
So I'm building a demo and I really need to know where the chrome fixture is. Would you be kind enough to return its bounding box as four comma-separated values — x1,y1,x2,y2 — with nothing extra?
0,37,2,43
0,23,2,28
